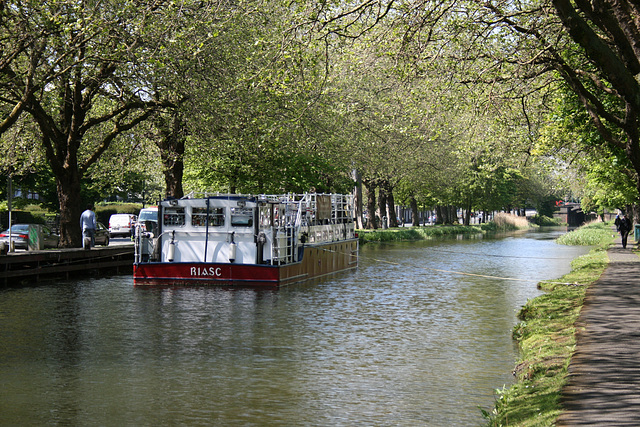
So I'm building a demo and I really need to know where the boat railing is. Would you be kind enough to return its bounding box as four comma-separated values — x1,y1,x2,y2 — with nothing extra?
268,194,310,266
181,191,258,200
178,192,354,224
271,223,296,265
134,226,172,264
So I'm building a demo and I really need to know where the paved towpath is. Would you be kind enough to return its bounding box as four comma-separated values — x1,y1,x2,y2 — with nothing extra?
556,237,640,426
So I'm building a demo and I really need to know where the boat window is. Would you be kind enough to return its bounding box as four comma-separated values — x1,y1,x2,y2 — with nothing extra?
163,208,185,226
192,207,225,227
259,205,272,227
231,207,253,227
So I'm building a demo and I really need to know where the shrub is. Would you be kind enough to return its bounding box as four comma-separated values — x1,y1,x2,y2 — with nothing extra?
492,212,531,230
531,214,563,226
96,203,142,225
556,220,615,246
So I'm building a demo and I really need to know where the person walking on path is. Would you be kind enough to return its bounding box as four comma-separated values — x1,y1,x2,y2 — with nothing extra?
618,213,632,248
556,244,640,425
80,203,96,249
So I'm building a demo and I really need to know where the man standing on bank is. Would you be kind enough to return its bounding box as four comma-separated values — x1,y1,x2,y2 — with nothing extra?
80,203,97,249
619,213,633,249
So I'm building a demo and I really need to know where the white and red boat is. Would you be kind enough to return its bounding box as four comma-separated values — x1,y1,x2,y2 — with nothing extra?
133,193,359,287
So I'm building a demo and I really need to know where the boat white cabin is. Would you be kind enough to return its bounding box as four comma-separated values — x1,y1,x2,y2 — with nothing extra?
133,193,359,286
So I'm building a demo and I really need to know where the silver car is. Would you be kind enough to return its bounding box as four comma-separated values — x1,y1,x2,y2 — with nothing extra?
0,224,59,250
94,222,110,246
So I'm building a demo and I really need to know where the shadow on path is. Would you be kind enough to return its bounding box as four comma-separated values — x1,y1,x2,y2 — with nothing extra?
557,242,640,426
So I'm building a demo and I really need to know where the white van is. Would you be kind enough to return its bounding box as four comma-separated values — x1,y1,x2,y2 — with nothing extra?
109,213,137,237
138,207,158,224
137,206,159,235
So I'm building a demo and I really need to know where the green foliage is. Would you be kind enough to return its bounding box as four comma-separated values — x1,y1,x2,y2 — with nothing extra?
185,145,353,194
359,215,531,242
167,0,352,196
360,225,483,242
537,83,637,213
579,155,637,213
0,204,56,229
0,211,47,230
530,215,562,226
0,0,190,245
86,170,162,205
0,0,626,246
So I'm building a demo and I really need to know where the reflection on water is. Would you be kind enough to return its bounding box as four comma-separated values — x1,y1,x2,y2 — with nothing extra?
0,230,588,426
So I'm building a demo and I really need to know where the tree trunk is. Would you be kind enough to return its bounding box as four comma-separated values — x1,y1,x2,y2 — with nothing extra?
437,205,458,224
161,151,184,199
56,170,83,248
353,169,364,229
384,181,398,228
435,205,444,224
364,180,377,229
410,196,419,226
156,111,186,199
465,201,472,226
377,184,388,228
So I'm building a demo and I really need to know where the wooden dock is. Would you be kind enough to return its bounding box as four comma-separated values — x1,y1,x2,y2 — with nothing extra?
0,245,134,285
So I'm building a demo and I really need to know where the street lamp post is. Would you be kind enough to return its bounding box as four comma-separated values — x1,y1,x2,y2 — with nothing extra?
7,176,13,252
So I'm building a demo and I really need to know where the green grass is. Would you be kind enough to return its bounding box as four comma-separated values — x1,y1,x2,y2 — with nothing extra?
359,214,533,243
484,222,615,426
556,221,616,246
359,225,483,242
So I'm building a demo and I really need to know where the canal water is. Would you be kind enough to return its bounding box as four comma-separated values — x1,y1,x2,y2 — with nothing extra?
0,229,589,426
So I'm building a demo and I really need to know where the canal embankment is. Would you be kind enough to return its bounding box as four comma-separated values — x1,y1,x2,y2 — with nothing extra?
0,214,528,286
486,221,617,426
0,244,134,286
358,213,534,244
555,244,640,425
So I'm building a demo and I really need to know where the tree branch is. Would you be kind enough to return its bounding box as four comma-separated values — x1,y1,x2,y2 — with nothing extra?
79,108,156,175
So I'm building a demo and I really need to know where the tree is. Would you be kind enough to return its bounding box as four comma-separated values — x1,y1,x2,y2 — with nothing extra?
155,0,356,195
0,1,179,246
325,27,469,227
536,84,637,214
462,0,640,217
449,0,640,216
151,109,186,199
307,0,640,218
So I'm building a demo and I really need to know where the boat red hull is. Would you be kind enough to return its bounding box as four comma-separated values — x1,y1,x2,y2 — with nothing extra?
133,239,358,287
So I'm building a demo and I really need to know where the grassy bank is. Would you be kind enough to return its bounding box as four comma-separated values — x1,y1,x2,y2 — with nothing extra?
484,221,615,426
359,213,532,243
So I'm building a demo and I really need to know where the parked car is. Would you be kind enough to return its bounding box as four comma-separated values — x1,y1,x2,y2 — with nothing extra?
0,224,59,250
94,222,110,246
109,214,137,237
137,206,158,235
